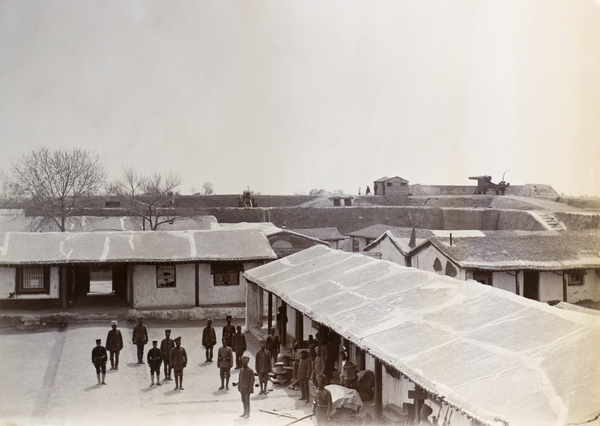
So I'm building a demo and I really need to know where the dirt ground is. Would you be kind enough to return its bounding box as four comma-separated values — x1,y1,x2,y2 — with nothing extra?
0,319,314,426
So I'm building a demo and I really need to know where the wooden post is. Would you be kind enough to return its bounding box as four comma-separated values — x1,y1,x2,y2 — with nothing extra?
281,302,288,346
374,358,383,423
268,292,273,333
408,386,428,424
61,265,68,311
295,309,303,347
195,263,200,307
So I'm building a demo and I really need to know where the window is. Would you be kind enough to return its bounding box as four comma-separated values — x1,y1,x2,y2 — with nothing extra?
567,271,584,286
473,271,493,286
16,267,50,294
156,265,176,288
212,263,243,286
352,238,360,252
386,182,392,186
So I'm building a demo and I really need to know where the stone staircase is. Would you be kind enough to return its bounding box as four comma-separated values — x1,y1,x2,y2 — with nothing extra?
531,212,567,231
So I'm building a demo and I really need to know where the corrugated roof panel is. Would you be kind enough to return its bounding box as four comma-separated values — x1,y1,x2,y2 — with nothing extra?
244,245,600,425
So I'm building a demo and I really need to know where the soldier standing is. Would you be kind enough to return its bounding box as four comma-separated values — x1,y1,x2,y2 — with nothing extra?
237,356,255,419
170,336,187,390
217,337,233,390
91,339,108,386
132,317,148,364
147,340,163,386
202,319,217,362
255,340,272,395
222,315,235,348
160,329,175,380
105,320,123,370
232,325,247,369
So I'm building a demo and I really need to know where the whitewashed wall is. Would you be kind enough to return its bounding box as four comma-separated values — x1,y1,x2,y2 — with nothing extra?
0,266,59,299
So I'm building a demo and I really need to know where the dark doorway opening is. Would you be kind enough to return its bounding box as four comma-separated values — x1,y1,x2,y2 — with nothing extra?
68,264,128,308
523,271,539,300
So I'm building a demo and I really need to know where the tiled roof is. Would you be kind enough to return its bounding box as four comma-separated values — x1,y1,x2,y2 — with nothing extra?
244,245,600,425
430,231,600,271
0,230,277,265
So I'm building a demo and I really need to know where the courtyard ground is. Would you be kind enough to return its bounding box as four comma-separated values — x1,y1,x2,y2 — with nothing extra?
0,318,314,426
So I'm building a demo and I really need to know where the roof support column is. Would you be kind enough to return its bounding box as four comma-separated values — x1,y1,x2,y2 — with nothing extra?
268,292,273,333
374,358,383,423
295,309,304,347
195,263,199,307
60,265,68,311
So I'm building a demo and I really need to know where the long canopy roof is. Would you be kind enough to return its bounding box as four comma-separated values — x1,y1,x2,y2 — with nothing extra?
0,230,277,265
244,245,600,425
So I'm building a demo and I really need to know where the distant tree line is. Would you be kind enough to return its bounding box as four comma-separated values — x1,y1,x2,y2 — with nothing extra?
1,146,215,232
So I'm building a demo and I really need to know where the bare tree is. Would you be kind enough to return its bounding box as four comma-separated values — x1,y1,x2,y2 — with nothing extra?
5,146,106,231
202,181,214,195
109,169,187,230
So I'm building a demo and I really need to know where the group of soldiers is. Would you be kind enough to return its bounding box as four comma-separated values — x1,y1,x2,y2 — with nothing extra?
91,315,259,419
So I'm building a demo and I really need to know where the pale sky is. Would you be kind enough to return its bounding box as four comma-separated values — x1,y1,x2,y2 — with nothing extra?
1,0,599,196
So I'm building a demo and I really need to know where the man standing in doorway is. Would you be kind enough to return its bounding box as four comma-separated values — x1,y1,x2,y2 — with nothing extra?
132,317,148,364
91,339,108,386
160,329,174,380
170,336,187,390
105,320,123,370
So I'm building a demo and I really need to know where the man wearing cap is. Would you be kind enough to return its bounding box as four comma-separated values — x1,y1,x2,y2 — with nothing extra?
170,336,187,390
222,315,235,348
297,350,312,402
202,319,217,362
132,317,148,364
217,337,233,390
232,325,247,369
147,340,163,386
255,340,271,395
105,321,123,370
91,339,108,385
237,356,255,419
160,329,175,380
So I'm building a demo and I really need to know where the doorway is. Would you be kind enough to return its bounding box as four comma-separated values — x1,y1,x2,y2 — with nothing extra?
523,271,539,300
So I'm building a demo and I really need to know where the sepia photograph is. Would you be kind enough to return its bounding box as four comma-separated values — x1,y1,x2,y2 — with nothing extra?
0,1,599,425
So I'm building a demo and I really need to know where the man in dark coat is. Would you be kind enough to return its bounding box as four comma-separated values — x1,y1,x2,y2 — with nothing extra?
91,339,108,385
105,320,123,370
222,315,235,348
237,356,255,419
170,336,187,390
132,317,148,364
147,340,163,386
232,325,247,369
255,340,271,395
202,319,217,362
160,329,175,380
217,337,233,390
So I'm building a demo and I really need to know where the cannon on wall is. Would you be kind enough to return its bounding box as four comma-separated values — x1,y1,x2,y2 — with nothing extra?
469,175,510,195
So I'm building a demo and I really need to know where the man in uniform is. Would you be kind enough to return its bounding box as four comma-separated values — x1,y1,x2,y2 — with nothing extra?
132,316,148,364
222,315,235,348
202,319,217,362
217,337,233,390
255,340,271,395
160,329,175,380
105,320,123,370
313,374,332,424
237,356,255,419
91,339,108,386
232,325,247,369
170,336,187,390
147,340,163,386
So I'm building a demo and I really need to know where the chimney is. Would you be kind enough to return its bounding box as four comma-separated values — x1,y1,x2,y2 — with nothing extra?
409,228,416,248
